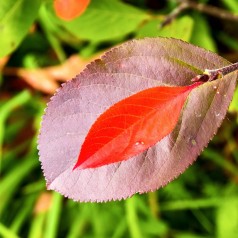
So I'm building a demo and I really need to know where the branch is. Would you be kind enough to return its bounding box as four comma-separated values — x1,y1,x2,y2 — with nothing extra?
161,0,238,27
191,62,238,82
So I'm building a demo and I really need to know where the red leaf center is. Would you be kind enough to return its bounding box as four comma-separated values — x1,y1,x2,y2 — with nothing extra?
74,82,202,170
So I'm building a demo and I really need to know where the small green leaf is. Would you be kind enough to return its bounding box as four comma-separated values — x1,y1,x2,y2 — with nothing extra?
0,0,41,58
222,0,238,13
190,13,217,52
137,16,194,42
229,87,238,113
216,197,238,238
45,0,149,42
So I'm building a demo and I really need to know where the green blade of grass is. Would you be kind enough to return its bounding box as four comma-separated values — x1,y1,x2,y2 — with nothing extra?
192,209,213,233
160,197,222,211
43,192,63,238
22,180,46,194
66,205,90,238
28,212,47,238
202,149,238,176
38,5,66,62
0,223,20,238
0,156,37,214
10,195,37,234
125,196,143,238
91,204,105,237
0,90,31,160
111,219,127,238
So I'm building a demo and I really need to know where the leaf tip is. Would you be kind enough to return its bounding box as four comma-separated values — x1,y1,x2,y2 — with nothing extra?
72,161,81,170
72,156,88,170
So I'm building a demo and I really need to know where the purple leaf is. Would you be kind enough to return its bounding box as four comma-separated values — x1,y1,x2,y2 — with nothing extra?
38,38,237,202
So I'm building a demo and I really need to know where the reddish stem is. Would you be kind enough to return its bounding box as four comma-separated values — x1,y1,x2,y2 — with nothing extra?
205,62,238,78
191,62,238,82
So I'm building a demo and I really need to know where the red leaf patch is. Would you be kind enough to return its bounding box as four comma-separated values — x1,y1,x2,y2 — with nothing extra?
75,82,202,169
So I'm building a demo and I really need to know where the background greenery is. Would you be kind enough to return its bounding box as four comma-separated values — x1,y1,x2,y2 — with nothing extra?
1,0,238,237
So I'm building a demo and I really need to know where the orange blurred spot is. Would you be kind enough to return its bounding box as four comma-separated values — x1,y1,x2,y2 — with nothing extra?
54,0,90,21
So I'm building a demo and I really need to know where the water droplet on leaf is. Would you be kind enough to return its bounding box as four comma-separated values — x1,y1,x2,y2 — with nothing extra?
191,139,197,146
135,141,145,146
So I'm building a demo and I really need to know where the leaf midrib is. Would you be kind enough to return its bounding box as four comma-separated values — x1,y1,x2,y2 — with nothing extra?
0,0,23,24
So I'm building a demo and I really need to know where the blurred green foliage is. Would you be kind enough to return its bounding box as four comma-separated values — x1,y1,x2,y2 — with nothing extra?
1,0,238,237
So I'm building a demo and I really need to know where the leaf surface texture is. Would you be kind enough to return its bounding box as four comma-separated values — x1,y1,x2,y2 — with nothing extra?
38,38,237,202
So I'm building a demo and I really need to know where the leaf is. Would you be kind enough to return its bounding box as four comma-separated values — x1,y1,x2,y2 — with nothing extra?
75,82,201,169
216,197,238,238
229,87,238,113
222,0,238,13
45,0,149,42
190,13,217,52
0,0,41,58
38,38,237,202
54,0,90,21
136,16,194,42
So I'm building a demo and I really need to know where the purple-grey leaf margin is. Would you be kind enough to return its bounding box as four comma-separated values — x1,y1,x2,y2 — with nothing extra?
38,38,237,202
